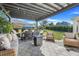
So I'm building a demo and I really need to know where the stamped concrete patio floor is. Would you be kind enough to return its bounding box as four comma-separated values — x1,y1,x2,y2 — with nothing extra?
18,40,79,56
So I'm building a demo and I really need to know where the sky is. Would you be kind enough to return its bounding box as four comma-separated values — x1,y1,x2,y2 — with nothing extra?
12,18,35,24
12,5,79,25
46,5,79,25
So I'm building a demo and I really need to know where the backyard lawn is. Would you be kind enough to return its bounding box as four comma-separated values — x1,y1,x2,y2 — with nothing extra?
52,30,64,40
43,30,64,40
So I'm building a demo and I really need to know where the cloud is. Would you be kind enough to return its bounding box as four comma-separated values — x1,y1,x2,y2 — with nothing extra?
72,12,79,14
46,18,62,22
46,18,57,22
11,18,35,24
45,18,62,25
45,18,73,25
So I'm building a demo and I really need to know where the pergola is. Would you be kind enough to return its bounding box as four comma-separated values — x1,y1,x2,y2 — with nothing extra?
0,3,79,29
1,3,79,20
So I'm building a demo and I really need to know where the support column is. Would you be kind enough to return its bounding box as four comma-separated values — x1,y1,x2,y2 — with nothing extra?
36,21,38,30
78,22,79,32
33,20,39,46
73,20,77,35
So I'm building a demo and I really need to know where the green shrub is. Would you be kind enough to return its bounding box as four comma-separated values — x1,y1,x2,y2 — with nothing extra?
0,17,13,33
45,25,73,32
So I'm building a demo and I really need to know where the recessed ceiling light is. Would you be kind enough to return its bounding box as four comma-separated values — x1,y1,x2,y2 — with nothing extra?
17,8,20,10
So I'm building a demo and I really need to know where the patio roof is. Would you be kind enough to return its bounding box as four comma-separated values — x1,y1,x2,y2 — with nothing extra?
1,3,79,21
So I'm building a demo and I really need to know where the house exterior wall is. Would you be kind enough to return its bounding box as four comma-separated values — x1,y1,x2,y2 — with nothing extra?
73,17,79,35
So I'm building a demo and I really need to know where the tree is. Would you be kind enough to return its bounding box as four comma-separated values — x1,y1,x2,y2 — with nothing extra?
39,20,48,29
40,20,48,26
48,22,54,27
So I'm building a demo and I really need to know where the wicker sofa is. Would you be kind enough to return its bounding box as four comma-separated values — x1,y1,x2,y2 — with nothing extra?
0,33,18,56
0,49,16,56
64,32,79,48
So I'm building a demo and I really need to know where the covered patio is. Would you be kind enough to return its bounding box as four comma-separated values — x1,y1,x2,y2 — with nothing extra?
0,3,79,56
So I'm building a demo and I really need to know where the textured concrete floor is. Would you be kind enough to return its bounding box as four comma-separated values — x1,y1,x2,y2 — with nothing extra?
41,40,79,56
18,40,44,56
18,40,79,56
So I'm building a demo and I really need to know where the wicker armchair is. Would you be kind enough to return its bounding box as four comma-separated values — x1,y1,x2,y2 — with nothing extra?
45,32,55,42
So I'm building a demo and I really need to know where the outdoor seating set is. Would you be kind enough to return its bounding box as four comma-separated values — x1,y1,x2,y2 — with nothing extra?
20,29,43,46
20,29,55,46
43,31,79,48
64,17,79,48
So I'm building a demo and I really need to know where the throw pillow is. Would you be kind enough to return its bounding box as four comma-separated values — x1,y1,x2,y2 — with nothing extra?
6,34,13,42
64,33,74,39
0,36,11,51
11,33,18,41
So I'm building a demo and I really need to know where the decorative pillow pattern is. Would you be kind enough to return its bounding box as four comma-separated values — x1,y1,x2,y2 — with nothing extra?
6,34,13,42
11,33,18,41
0,36,11,51
64,33,75,39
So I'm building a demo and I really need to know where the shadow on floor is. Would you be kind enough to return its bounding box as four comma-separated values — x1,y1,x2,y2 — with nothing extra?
65,46,79,53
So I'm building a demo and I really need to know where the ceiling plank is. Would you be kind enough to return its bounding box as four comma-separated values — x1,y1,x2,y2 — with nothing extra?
54,3,64,8
31,3,56,12
3,4,48,15
20,3,53,14
5,7,45,20
44,3,60,10
4,6,45,16
3,5,49,20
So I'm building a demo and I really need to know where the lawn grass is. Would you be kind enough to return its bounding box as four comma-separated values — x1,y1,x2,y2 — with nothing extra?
52,31,64,40
43,30,64,40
